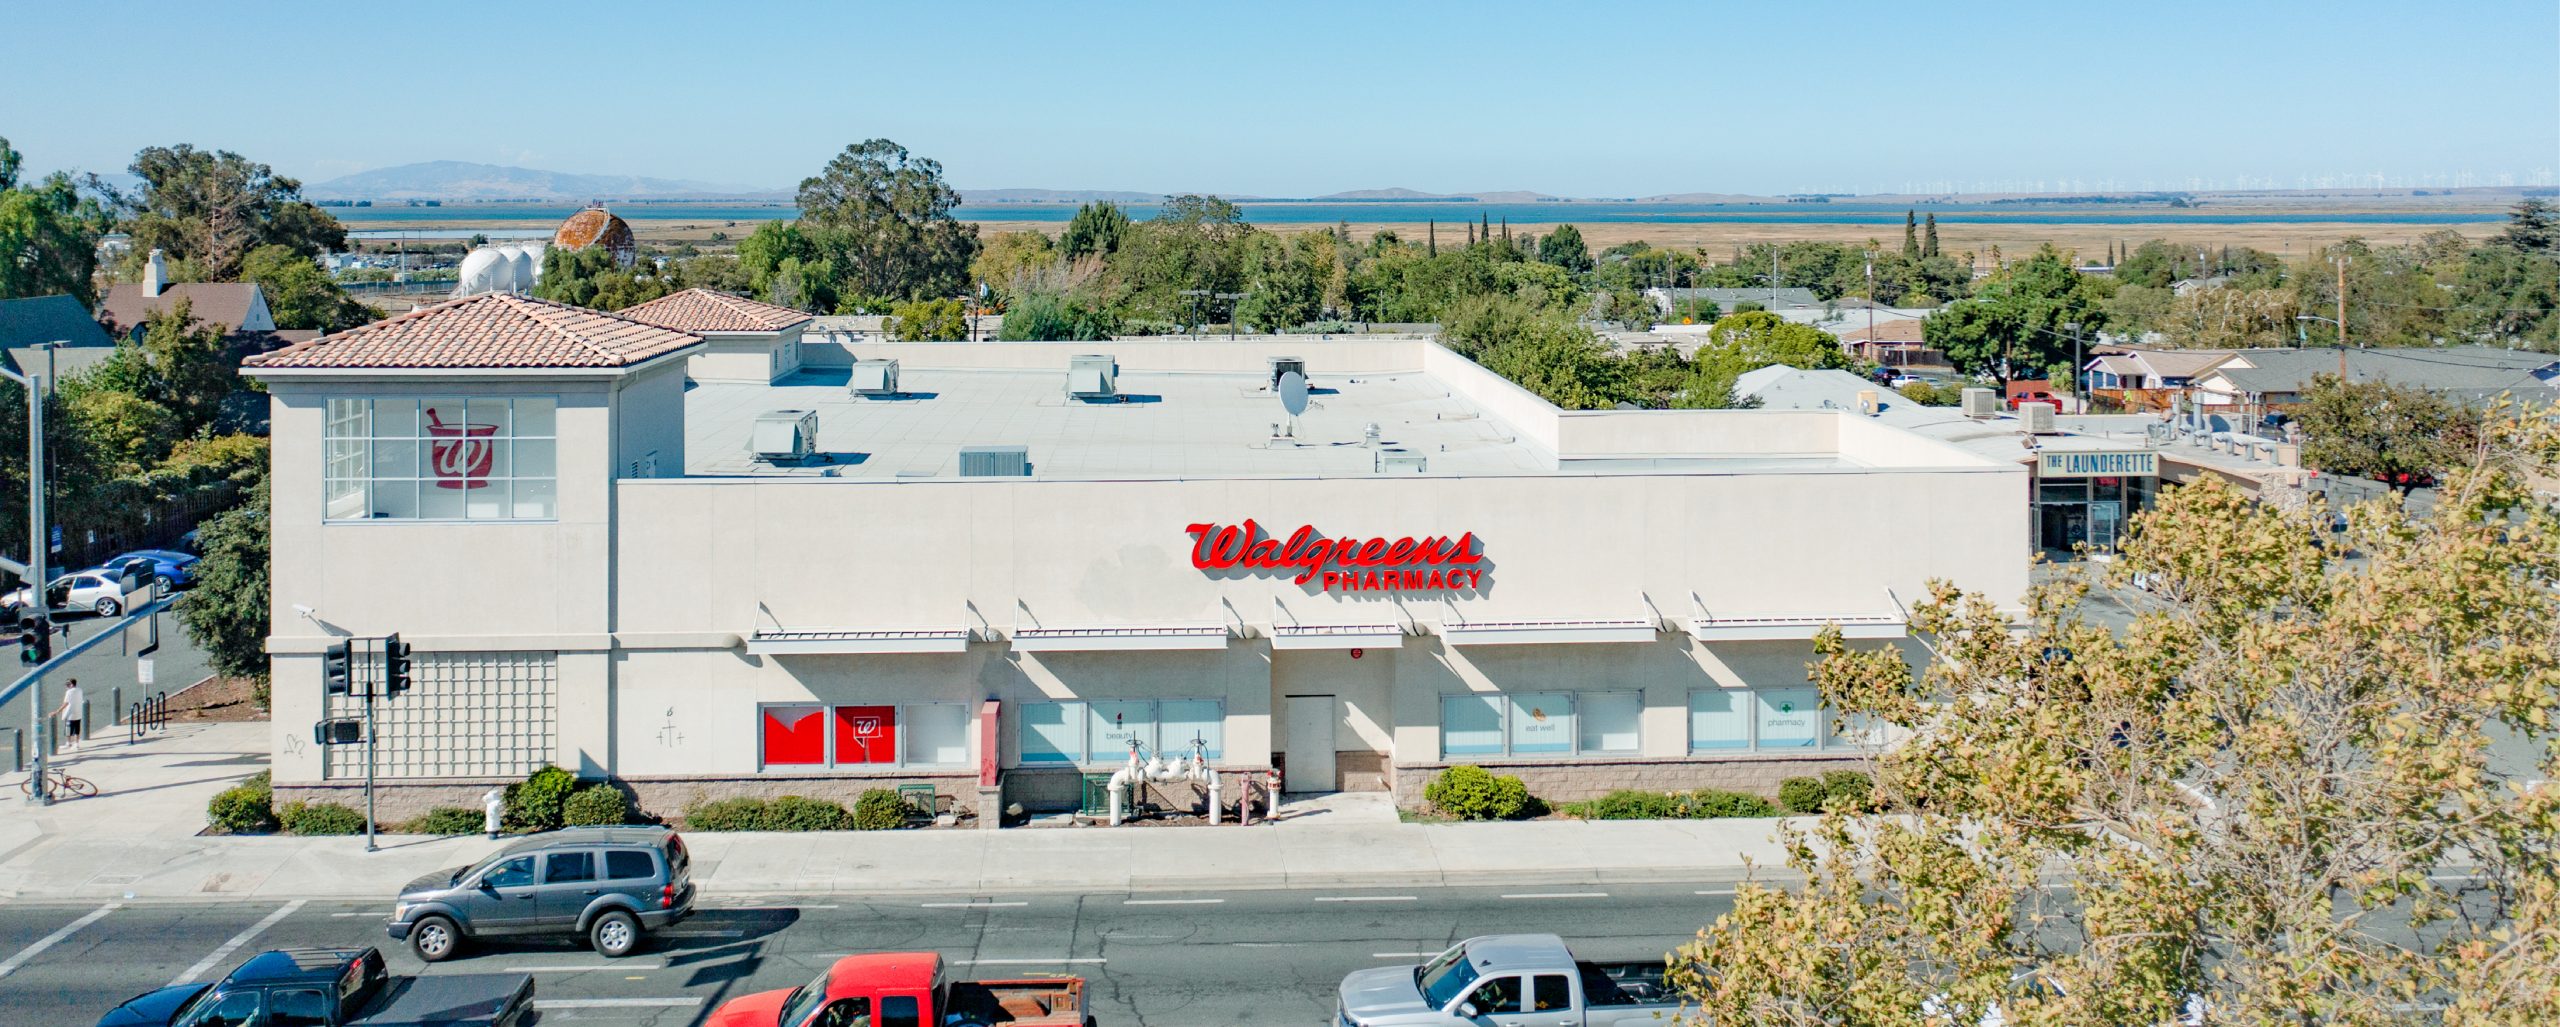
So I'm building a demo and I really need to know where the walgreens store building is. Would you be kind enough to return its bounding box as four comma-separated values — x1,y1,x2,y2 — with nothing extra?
245,291,2026,818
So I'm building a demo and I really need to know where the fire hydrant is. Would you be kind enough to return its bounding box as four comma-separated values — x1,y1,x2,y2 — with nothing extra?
482,786,506,839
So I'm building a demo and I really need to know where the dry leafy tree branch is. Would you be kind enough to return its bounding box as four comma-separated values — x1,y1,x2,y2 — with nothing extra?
1669,400,2560,1027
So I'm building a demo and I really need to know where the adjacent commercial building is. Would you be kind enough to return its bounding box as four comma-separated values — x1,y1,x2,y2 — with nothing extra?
245,295,2028,819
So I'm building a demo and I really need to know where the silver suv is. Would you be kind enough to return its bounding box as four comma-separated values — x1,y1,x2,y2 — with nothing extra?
386,827,695,961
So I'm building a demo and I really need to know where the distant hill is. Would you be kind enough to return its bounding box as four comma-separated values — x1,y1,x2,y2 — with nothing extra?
961,188,1166,204
308,161,785,202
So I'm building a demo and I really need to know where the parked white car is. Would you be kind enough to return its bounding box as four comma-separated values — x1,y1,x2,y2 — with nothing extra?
1,570,130,618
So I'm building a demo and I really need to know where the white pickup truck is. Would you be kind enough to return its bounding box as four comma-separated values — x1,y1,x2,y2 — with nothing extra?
1334,934,1679,1027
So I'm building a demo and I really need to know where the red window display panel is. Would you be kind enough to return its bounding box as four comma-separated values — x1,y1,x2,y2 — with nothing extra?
834,705,899,765
762,705,826,766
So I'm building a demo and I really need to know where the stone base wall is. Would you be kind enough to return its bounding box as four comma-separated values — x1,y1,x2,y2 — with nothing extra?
1336,752,1390,793
275,779,517,824
1003,766,1275,814
1391,754,1870,807
276,773,981,827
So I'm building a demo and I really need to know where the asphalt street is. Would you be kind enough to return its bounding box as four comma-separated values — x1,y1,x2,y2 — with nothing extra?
0,883,1743,1027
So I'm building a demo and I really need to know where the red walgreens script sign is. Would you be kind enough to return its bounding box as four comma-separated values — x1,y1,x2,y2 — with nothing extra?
1186,520,1483,593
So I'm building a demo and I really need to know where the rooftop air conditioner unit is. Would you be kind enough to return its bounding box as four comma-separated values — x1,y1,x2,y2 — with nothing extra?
1066,354,1118,400
959,445,1031,477
850,358,900,397
1375,449,1428,474
2021,402,2058,434
748,409,819,463
1268,355,1306,391
1961,387,2000,419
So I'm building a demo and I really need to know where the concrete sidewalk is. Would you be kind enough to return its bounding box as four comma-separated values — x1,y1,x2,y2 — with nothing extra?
0,722,1799,904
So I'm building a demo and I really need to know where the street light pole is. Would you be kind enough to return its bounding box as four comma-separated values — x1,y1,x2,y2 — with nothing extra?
2064,321,2082,413
21,342,57,806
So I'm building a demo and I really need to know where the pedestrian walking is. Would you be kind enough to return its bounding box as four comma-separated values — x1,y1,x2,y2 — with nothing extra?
55,677,84,752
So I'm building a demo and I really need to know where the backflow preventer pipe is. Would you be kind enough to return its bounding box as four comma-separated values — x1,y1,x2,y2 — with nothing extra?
1107,739,1219,825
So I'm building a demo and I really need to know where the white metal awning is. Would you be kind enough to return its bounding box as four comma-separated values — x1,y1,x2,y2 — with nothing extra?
1438,619,1658,646
746,628,972,655
1683,612,1906,642
1269,623,1407,651
1011,625,1231,652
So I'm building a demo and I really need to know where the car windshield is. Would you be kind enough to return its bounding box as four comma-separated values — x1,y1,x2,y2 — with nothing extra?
1418,945,1480,1008
776,967,832,1027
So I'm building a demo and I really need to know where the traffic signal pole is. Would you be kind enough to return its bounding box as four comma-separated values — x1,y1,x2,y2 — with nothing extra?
10,344,55,806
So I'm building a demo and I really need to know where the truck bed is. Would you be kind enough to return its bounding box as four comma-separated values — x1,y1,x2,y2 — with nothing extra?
356,973,535,1027
1577,960,1674,1007
946,977,1087,1025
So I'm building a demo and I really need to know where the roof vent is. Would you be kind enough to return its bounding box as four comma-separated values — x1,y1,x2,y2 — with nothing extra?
1375,449,1428,474
1067,354,1118,400
1855,389,1880,416
1267,355,1306,391
959,445,1031,477
1961,387,2000,419
2021,402,2058,434
850,358,900,397
749,409,819,463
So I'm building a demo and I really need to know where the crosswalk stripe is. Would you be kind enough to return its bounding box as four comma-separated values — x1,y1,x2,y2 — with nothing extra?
0,903,118,979
171,900,305,987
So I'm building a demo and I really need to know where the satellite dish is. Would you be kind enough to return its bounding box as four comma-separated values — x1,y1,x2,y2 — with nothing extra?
1279,371,1309,417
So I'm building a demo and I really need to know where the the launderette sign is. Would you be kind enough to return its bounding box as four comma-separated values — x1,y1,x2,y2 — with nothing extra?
2038,450,2158,478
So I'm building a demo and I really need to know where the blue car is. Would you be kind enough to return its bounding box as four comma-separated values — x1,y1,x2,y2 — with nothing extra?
103,549,200,589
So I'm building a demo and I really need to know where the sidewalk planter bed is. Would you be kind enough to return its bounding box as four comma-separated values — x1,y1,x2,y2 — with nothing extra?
1559,788,1778,821
562,784,631,827
206,771,279,834
683,795,876,831
278,800,369,835
406,806,486,835
1392,754,1869,808
1423,765,1533,821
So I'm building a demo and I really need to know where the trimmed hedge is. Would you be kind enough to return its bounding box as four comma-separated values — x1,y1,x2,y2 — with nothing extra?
207,770,278,834
1563,788,1778,821
1780,771,1878,814
1423,765,1531,821
1778,776,1830,814
407,807,486,835
851,788,908,831
563,785,630,827
279,800,368,835
683,795,854,831
507,765,579,831
683,798,769,832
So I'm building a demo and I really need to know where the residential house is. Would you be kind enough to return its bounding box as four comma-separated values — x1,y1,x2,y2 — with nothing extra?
97,249,277,341
0,294,118,380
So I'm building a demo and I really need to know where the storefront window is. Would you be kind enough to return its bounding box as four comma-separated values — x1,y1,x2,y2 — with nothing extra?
1578,692,1643,754
1507,693,1574,755
322,396,558,521
762,705,826,766
1754,688,1821,749
1019,701,1085,765
1687,690,1750,751
1158,700,1224,759
906,704,971,766
1440,695,1505,757
1018,700,1224,765
1089,701,1154,762
761,703,967,770
832,705,897,765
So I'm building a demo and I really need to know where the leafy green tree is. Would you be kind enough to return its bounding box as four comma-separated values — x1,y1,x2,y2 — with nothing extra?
1537,223,1593,273
2293,374,2469,485
795,138,979,301
2498,197,2556,253
970,230,1057,304
997,290,1120,341
734,220,836,311
107,144,345,281
1922,213,1939,258
1060,201,1133,261
1115,195,1254,327
0,136,109,305
240,244,376,331
83,299,237,436
1235,232,1326,330
535,246,678,310
1901,210,1919,259
1688,310,1849,399
1922,246,2110,383
58,383,179,476
179,475,270,682
885,297,968,341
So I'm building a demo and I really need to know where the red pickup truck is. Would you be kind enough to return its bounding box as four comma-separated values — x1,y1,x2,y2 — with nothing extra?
707,952,1089,1027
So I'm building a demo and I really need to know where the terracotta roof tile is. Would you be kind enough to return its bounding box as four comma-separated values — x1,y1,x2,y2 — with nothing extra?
242,293,700,370
617,289,813,333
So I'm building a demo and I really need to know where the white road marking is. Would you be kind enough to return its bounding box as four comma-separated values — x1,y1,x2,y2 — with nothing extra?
0,902,118,979
1693,888,1736,895
1229,942,1303,948
922,901,1028,908
1314,895,1415,903
329,911,392,918
536,998,707,1009
952,957,1106,965
1124,898,1224,905
710,904,839,911
170,900,304,987
654,929,745,938
1372,951,1437,958
500,961,668,972
1501,892,1608,900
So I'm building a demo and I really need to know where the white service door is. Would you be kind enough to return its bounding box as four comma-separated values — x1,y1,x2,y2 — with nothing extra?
1283,694,1338,793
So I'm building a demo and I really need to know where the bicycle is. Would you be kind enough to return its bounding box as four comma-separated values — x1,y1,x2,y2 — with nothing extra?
17,766,96,798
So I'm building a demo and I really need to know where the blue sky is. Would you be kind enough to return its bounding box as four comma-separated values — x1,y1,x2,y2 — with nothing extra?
4,0,2554,196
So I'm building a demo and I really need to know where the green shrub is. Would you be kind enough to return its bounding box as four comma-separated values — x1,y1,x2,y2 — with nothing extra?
1683,789,1779,818
406,807,485,835
684,797,769,832
1423,765,1531,821
206,771,277,834
1565,788,1780,820
761,795,851,831
1778,776,1831,814
506,765,579,831
563,785,629,827
279,800,368,835
851,788,909,831
1577,790,1682,820
1821,770,1876,812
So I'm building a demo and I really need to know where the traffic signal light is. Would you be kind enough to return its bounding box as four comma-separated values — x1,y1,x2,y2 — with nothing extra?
16,616,49,666
323,641,353,695
313,718,364,745
383,633,412,697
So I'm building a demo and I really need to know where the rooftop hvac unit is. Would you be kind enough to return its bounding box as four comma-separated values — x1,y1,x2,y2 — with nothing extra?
1855,389,1881,416
1961,387,2000,418
748,409,819,463
959,445,1031,477
1267,355,1306,390
850,358,900,397
2020,402,2058,434
1375,449,1428,474
1066,354,1118,400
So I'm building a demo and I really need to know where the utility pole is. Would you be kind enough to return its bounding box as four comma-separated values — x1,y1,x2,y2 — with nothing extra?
1770,249,1780,307
20,343,55,806
2066,321,2083,413
1864,252,1877,367
2335,254,2349,379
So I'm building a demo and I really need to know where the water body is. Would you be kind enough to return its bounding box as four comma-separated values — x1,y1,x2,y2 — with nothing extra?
332,200,2503,230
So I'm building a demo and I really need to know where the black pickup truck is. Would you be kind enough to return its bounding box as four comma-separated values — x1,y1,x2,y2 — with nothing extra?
96,947,533,1027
